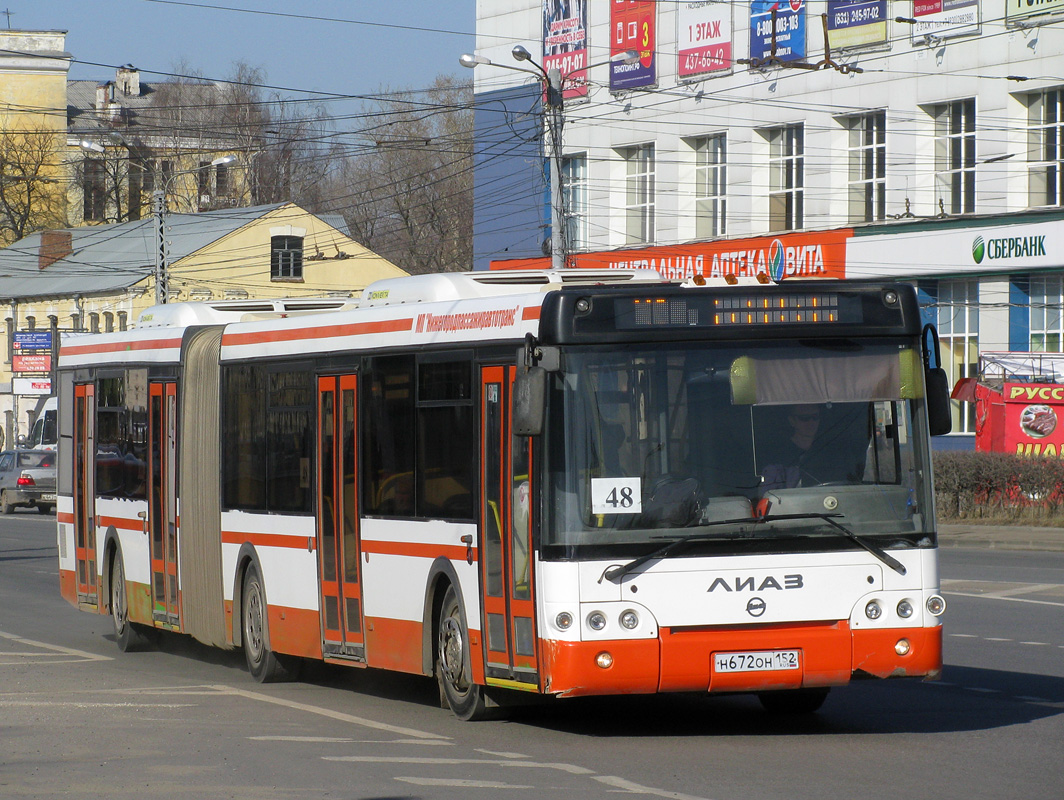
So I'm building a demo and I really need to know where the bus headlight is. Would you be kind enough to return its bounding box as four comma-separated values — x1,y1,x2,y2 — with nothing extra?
926,595,946,616
897,600,914,619
895,638,911,656
595,651,614,669
619,609,639,630
555,612,573,630
587,611,607,631
865,601,882,620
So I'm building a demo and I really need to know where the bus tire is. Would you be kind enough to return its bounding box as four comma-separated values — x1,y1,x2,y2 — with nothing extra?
111,553,150,652
436,584,493,720
242,565,299,683
758,687,830,714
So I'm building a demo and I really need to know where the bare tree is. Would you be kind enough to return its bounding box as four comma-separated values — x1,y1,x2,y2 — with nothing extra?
0,123,68,243
330,75,473,274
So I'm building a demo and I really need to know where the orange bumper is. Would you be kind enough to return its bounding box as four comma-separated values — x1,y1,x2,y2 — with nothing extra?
540,622,942,698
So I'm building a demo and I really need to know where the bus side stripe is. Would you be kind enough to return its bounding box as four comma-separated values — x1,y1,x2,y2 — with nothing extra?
61,337,184,357
222,318,413,348
360,539,474,562
221,531,313,550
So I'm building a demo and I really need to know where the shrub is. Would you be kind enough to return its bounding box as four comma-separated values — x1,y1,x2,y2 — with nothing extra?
933,450,1064,523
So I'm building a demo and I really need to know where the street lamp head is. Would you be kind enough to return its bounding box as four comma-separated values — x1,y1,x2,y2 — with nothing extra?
210,154,238,167
79,139,105,153
512,45,533,62
459,53,490,69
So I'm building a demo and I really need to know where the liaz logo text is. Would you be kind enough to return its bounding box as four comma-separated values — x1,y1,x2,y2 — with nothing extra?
707,574,804,592
972,234,1047,264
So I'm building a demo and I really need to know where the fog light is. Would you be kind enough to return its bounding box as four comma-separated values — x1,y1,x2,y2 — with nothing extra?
595,651,614,669
620,609,639,630
895,638,911,656
865,601,882,620
555,612,573,630
897,600,914,619
926,595,946,616
587,611,607,631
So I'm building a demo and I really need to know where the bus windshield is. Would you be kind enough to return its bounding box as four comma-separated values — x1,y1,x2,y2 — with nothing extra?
545,339,935,554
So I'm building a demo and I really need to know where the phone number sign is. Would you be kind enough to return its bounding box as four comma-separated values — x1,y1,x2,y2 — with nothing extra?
678,1,733,79
749,0,807,64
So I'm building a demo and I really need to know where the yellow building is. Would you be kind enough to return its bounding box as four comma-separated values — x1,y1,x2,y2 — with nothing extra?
0,202,407,446
0,30,71,243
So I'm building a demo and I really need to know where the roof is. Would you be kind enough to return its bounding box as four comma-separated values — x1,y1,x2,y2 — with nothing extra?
66,77,223,142
0,203,285,301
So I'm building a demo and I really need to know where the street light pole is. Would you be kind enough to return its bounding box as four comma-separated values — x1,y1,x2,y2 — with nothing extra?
461,47,637,270
152,154,237,304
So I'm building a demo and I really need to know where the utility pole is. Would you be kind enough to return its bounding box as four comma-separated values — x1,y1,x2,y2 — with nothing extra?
153,189,168,304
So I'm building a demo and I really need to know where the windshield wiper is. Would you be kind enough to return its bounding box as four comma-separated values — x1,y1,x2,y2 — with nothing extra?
602,512,905,582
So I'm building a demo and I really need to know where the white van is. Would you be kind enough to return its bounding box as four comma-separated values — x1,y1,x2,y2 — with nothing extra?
25,397,57,450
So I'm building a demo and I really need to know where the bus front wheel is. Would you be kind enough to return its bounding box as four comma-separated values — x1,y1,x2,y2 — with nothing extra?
436,584,492,720
242,565,299,683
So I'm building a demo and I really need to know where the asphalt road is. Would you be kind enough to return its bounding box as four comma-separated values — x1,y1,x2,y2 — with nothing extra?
1,513,1061,800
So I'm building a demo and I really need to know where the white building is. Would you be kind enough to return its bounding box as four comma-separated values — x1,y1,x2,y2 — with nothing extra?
467,1,1064,445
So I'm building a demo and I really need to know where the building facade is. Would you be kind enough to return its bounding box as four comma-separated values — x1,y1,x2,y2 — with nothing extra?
468,1,1064,444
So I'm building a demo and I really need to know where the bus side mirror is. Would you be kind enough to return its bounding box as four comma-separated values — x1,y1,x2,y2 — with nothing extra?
926,367,952,437
513,366,547,436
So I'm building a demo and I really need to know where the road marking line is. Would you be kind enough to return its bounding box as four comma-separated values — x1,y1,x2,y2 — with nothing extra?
943,591,1064,608
477,749,531,759
249,735,450,746
594,775,714,800
948,633,978,638
1018,696,1051,703
982,583,1059,598
396,777,532,789
1019,641,1049,646
985,637,1013,642
0,629,111,661
323,756,594,774
967,687,1000,694
209,684,449,741
0,700,196,709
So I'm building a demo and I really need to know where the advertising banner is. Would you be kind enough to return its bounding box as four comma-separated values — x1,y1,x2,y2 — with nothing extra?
1004,383,1064,457
610,1,657,91
1006,0,1064,23
13,330,53,350
490,229,853,281
827,0,888,49
543,0,589,100
677,0,733,79
911,0,979,41
749,0,807,64
13,377,52,396
13,354,51,373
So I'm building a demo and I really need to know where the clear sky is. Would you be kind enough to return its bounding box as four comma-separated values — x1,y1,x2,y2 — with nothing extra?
16,0,476,99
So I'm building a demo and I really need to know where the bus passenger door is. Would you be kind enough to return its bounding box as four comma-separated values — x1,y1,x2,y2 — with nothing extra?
148,381,180,626
73,383,98,607
479,366,539,689
317,375,365,660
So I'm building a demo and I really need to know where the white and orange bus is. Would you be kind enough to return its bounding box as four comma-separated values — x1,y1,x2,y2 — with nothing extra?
57,270,951,719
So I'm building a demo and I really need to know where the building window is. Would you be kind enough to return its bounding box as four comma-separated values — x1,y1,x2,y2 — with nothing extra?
117,311,127,331
937,280,979,433
197,161,210,198
767,125,804,231
844,111,886,223
271,235,304,280
216,162,230,198
104,312,114,333
932,99,976,215
1030,275,1064,352
562,153,588,251
1027,88,1064,207
620,144,655,244
693,135,727,238
83,158,106,222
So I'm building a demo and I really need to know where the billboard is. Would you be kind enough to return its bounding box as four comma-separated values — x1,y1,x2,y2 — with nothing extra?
827,0,888,49
13,330,53,350
677,0,733,80
13,377,52,396
749,0,807,64
13,354,52,373
911,0,979,41
611,1,657,91
1006,0,1064,23
543,0,590,100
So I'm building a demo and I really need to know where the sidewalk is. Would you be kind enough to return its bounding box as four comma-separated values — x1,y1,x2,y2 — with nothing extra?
938,523,1064,552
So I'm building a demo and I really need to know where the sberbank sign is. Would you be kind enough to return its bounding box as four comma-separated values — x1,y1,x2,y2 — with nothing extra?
972,234,1047,264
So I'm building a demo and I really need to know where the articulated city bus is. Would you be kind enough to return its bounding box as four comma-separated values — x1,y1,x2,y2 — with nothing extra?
57,270,951,719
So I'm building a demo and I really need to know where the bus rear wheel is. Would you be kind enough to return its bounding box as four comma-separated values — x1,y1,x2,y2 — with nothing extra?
758,687,830,714
241,565,299,683
111,553,150,652
436,584,492,720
